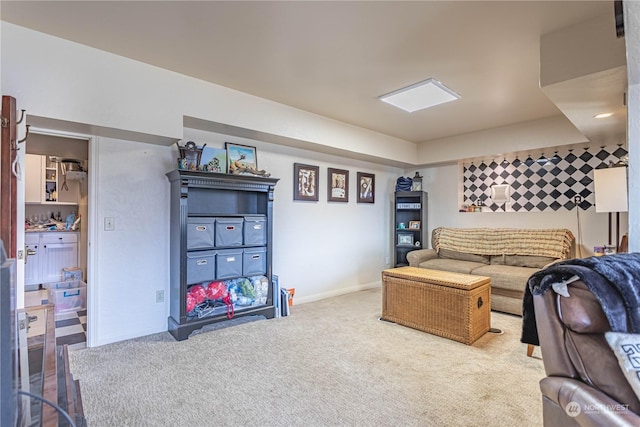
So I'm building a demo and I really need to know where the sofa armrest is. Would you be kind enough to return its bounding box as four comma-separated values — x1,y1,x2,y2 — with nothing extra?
406,249,438,267
541,377,640,426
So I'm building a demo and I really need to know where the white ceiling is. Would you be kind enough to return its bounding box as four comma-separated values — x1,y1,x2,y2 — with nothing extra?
0,1,617,145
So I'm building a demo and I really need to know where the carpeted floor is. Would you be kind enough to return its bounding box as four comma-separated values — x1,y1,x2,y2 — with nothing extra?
69,288,545,426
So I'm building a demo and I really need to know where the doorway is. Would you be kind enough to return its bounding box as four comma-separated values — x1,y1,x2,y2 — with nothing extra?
23,131,90,350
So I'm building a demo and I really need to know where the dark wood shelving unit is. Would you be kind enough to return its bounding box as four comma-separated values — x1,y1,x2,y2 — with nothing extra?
166,170,279,341
393,191,428,267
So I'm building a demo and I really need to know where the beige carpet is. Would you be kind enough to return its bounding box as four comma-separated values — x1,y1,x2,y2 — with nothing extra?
69,288,545,426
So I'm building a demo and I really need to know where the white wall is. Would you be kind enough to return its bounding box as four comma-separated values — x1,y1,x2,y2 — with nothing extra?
0,22,407,345
416,115,587,165
625,2,639,253
183,128,402,303
414,163,627,257
87,129,399,346
90,137,173,344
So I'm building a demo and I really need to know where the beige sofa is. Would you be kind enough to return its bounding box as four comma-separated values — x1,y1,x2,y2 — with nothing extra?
406,227,575,315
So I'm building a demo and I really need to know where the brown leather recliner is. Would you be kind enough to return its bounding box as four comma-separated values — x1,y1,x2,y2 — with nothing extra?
533,279,640,426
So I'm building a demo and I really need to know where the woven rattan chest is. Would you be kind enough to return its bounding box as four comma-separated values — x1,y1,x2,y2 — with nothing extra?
381,266,491,345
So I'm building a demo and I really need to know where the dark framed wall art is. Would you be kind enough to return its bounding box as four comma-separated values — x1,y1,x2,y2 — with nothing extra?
327,168,349,202
357,172,375,203
294,163,319,201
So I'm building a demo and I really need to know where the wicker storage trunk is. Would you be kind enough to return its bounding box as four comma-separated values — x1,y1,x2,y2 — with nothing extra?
381,266,491,345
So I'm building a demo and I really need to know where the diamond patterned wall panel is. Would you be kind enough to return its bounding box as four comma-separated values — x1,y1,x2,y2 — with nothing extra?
462,145,628,212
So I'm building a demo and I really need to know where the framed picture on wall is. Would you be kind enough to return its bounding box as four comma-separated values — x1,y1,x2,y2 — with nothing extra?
327,168,349,202
357,172,375,203
294,163,319,201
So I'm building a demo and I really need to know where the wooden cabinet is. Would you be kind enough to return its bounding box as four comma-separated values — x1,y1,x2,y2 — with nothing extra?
24,232,78,287
25,154,79,205
394,191,428,267
166,170,279,340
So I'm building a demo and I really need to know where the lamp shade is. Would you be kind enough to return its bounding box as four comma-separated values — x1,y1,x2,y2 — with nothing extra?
593,167,628,213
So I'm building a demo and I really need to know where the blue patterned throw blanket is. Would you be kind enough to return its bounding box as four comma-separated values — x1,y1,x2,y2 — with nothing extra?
521,253,640,346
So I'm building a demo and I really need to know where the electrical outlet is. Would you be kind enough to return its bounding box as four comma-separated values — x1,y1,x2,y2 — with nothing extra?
156,290,165,303
385,256,390,265
104,217,115,231
574,195,582,205
17,250,24,260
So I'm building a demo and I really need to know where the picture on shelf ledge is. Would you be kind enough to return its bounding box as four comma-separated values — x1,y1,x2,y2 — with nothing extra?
226,142,258,174
177,140,205,170
357,172,375,203
398,233,414,245
199,147,227,173
328,168,349,202
294,163,319,201
409,220,421,230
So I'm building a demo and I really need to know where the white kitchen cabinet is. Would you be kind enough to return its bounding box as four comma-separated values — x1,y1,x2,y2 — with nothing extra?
25,154,79,205
24,233,42,289
24,232,79,286
25,154,42,204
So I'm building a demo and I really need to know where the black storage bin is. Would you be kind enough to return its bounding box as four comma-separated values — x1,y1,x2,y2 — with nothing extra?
215,218,243,247
216,248,243,279
186,250,216,285
243,216,267,245
186,217,215,250
243,247,267,276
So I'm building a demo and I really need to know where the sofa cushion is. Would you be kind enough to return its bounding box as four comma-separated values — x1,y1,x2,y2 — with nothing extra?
471,264,539,292
418,258,487,275
439,248,490,264
490,254,557,269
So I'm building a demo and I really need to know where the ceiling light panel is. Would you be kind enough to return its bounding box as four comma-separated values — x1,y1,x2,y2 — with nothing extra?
379,78,460,113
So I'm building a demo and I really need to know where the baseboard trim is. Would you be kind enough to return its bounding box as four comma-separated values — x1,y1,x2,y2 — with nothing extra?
293,281,382,305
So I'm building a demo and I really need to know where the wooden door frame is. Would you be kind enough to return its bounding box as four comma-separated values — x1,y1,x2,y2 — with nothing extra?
1,95,18,258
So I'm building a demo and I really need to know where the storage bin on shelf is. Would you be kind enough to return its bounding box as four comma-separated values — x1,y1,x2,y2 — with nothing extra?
216,248,243,279
186,250,216,285
186,217,215,249
243,247,267,276
44,280,87,314
243,215,267,245
215,217,243,246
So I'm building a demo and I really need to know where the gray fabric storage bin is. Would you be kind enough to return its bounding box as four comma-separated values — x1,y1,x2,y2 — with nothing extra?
186,218,215,250
186,250,216,285
216,248,243,279
243,247,267,276
243,216,267,245
215,217,243,247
